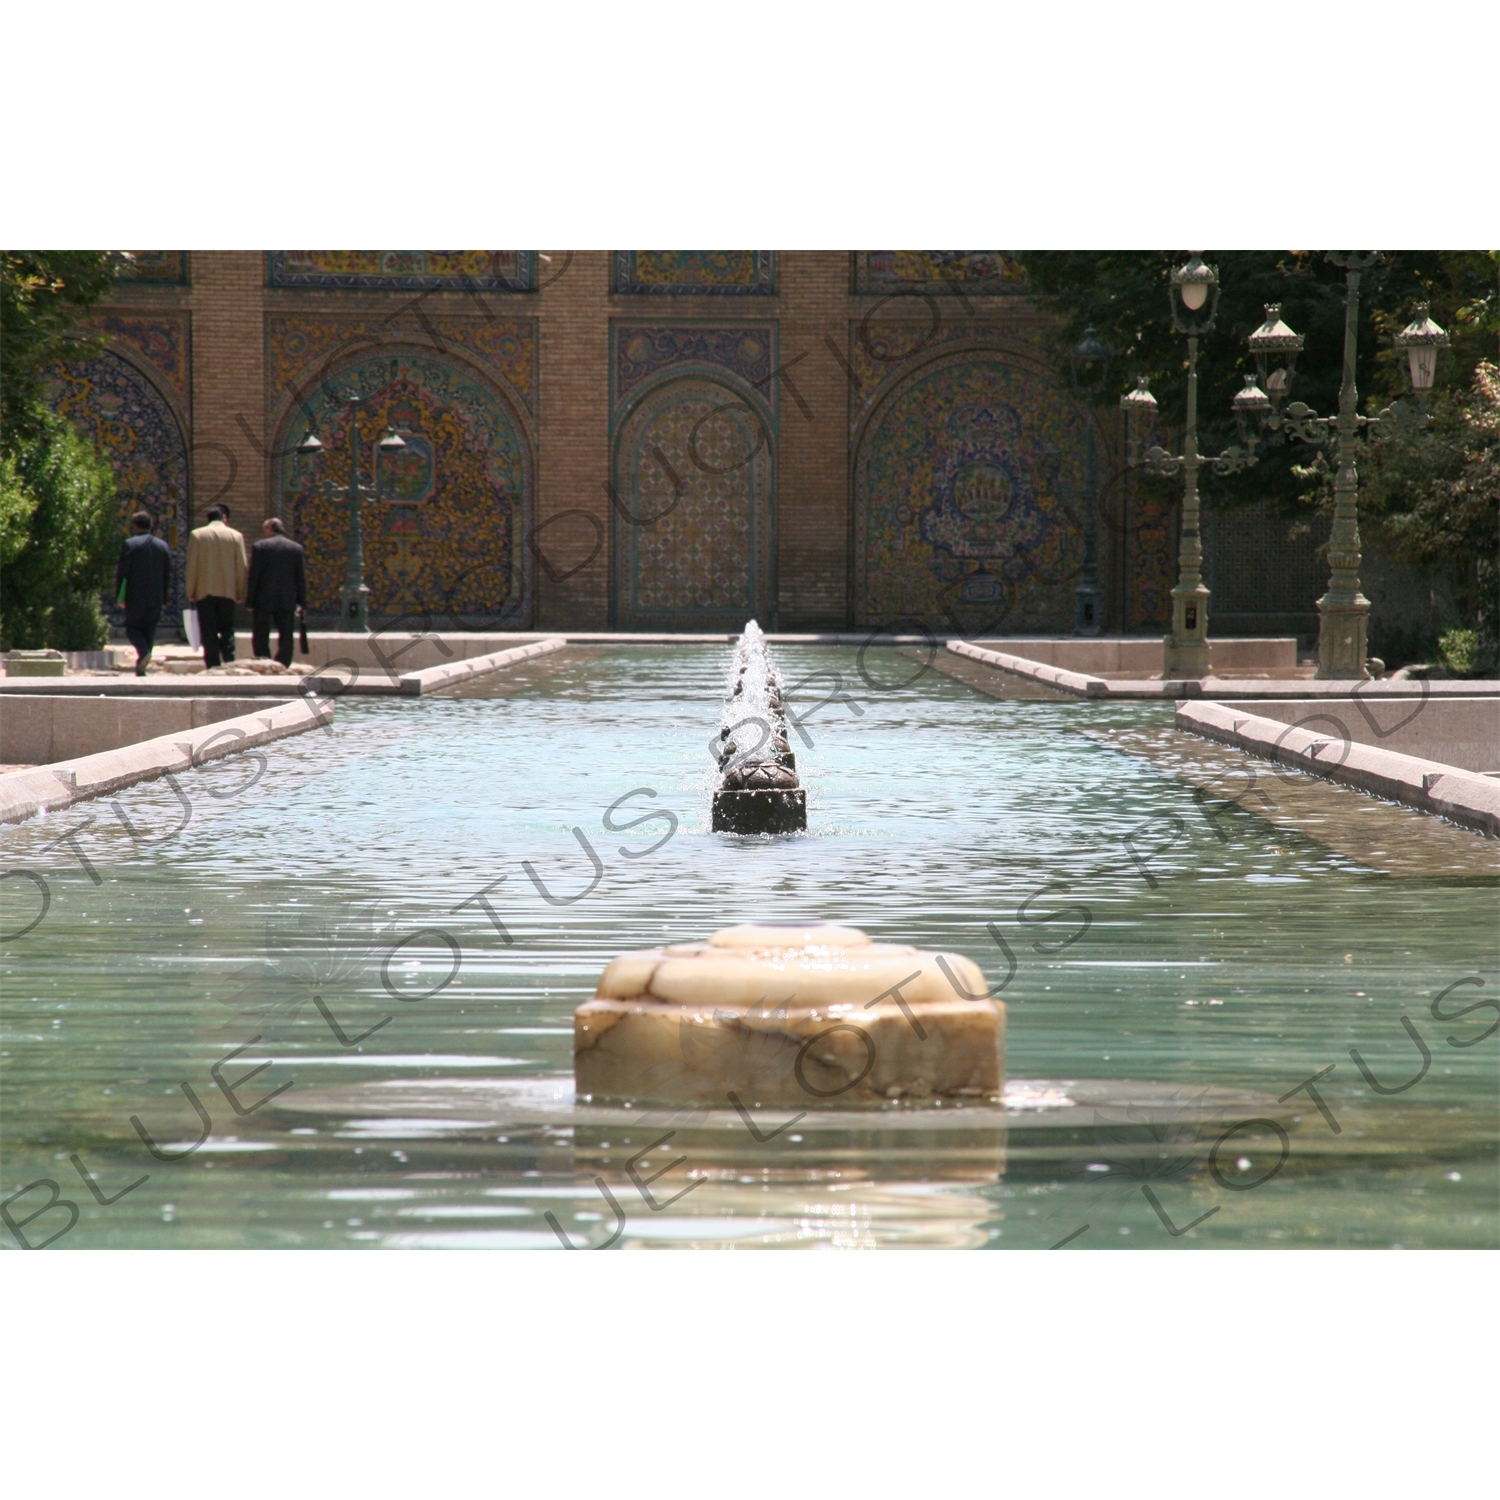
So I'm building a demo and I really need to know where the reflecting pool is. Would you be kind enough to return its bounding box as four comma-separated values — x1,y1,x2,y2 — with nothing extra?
2,645,1496,1249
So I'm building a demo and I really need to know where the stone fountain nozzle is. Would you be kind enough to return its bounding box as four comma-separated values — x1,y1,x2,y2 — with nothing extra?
712,622,806,835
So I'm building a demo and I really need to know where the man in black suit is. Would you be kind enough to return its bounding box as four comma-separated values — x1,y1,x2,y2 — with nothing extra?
114,511,173,676
246,516,307,667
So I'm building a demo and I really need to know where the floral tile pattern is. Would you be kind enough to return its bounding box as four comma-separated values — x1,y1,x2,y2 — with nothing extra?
854,346,1089,633
269,316,535,624
48,343,191,627
269,252,534,292
610,323,776,629
853,252,1027,296
612,252,775,295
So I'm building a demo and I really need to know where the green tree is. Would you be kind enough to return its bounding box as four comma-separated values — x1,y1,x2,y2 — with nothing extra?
1356,358,1500,672
0,411,119,649
1,251,122,650
1,252,119,439
1010,250,1495,517
0,448,39,569
1013,251,1498,664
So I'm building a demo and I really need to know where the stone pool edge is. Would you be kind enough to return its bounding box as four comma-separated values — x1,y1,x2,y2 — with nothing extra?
0,697,335,826
948,639,1109,696
1176,700,1500,837
947,638,1500,701
389,636,569,695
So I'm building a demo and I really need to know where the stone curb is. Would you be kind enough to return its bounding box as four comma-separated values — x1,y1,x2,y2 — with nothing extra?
947,640,1109,697
1177,678,1500,699
0,696,335,827
398,636,570,694
0,676,313,697
1175,700,1500,837
948,640,1500,702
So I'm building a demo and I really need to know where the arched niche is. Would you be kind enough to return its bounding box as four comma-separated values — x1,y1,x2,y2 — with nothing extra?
852,347,1093,635
610,373,775,631
47,349,191,629
272,346,534,627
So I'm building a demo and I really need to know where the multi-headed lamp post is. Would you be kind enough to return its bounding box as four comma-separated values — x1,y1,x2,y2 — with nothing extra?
1070,327,1107,636
1230,252,1450,679
298,394,407,633
1118,254,1256,678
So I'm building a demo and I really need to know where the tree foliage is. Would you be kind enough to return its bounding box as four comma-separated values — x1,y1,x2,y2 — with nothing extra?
1,252,120,441
0,411,119,649
1,252,122,650
1358,359,1500,671
1010,250,1497,518
1012,251,1498,659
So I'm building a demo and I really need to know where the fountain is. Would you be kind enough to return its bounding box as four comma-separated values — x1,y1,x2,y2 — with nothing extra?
574,923,1004,1109
711,622,806,835
15,628,1482,1252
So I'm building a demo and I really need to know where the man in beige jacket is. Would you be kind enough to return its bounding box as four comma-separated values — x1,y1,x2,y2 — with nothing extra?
186,505,248,667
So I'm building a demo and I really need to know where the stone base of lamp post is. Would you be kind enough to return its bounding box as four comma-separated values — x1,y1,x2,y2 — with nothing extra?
340,584,371,635
1315,593,1371,680
1163,584,1211,677
1074,583,1102,637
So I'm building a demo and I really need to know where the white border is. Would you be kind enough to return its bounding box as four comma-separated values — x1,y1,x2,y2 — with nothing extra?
3,3,1496,244
2,1251,1494,1494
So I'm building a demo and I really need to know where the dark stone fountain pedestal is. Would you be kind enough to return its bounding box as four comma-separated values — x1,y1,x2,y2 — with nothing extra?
712,786,807,835
713,623,807,835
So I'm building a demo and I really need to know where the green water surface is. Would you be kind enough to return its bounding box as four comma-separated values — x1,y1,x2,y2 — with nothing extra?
2,646,1495,1249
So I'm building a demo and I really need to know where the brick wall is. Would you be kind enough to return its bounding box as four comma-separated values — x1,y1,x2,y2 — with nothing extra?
773,252,854,627
94,252,1330,635
189,252,267,530
537,252,611,629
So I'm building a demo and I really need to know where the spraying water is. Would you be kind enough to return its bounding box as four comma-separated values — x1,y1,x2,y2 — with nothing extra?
711,621,806,834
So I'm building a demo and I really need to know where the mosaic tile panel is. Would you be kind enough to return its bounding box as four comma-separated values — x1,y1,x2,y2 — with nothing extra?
269,252,535,291
46,350,191,627
612,252,775,295
609,322,778,628
612,377,772,629
853,251,1026,296
115,252,188,285
848,318,1013,434
612,323,776,407
854,351,1089,633
274,352,532,625
87,312,192,404
267,314,537,417
1128,490,1175,630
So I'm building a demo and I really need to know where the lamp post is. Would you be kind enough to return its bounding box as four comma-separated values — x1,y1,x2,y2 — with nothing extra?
1119,254,1256,678
1236,254,1449,679
1070,327,1107,635
297,394,407,633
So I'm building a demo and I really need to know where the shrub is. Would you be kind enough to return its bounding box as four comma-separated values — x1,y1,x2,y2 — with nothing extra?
47,590,109,651
0,412,119,650
1439,628,1479,678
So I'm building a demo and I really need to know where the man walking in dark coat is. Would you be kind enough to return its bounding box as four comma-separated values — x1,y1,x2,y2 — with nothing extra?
114,511,173,676
246,517,307,667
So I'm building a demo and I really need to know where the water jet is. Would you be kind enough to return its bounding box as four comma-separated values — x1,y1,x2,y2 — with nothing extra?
711,622,806,835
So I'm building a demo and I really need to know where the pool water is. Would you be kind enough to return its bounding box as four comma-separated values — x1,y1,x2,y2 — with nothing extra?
2,646,1496,1250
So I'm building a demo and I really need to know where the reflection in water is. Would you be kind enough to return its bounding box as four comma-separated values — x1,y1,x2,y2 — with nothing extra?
1,646,1495,1249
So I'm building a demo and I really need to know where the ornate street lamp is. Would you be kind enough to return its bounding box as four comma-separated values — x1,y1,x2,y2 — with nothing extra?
1120,255,1256,678
1235,257,1449,679
1119,374,1159,439
1246,303,1304,414
1393,303,1450,398
298,394,407,633
1070,327,1108,635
